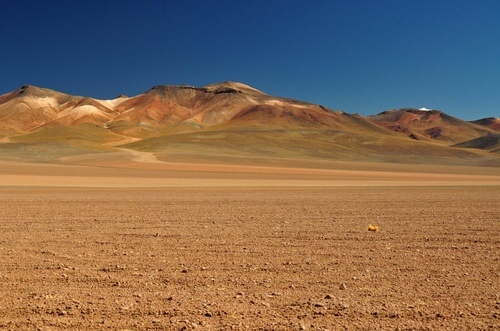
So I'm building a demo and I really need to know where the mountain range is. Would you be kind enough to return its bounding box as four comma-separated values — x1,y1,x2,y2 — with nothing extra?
0,82,498,166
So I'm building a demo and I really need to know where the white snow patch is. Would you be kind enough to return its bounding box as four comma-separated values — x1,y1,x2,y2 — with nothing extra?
419,107,433,111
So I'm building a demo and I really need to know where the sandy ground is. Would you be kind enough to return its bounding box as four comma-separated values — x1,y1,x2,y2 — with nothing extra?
0,157,499,330
0,157,500,188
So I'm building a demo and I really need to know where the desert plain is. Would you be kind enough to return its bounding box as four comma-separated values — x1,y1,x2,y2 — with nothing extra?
0,155,499,331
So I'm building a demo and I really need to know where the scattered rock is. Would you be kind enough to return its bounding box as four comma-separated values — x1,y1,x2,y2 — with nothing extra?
56,308,67,316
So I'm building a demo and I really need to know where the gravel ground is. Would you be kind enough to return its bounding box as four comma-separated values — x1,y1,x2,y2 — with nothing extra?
0,187,498,330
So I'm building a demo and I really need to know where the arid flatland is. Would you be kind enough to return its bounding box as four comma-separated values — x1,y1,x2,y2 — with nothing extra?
0,186,498,330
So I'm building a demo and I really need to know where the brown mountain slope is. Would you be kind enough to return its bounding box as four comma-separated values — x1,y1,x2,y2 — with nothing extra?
0,85,131,133
0,85,79,133
368,108,494,145
110,82,347,132
453,133,500,153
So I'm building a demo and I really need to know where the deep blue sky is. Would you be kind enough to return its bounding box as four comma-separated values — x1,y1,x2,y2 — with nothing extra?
1,0,499,120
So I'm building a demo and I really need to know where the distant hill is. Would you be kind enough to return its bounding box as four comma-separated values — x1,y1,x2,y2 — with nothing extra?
368,108,491,144
0,83,498,166
469,117,500,132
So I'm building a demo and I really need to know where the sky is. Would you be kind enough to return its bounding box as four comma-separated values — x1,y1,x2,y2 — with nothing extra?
1,0,499,120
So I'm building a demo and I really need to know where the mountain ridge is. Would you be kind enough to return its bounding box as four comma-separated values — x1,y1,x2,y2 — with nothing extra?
0,82,498,166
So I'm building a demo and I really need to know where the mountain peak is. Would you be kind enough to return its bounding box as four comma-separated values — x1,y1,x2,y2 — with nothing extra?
204,81,265,95
15,84,62,99
18,84,41,94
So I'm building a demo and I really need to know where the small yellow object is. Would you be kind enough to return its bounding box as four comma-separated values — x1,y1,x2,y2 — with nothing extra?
367,224,379,232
